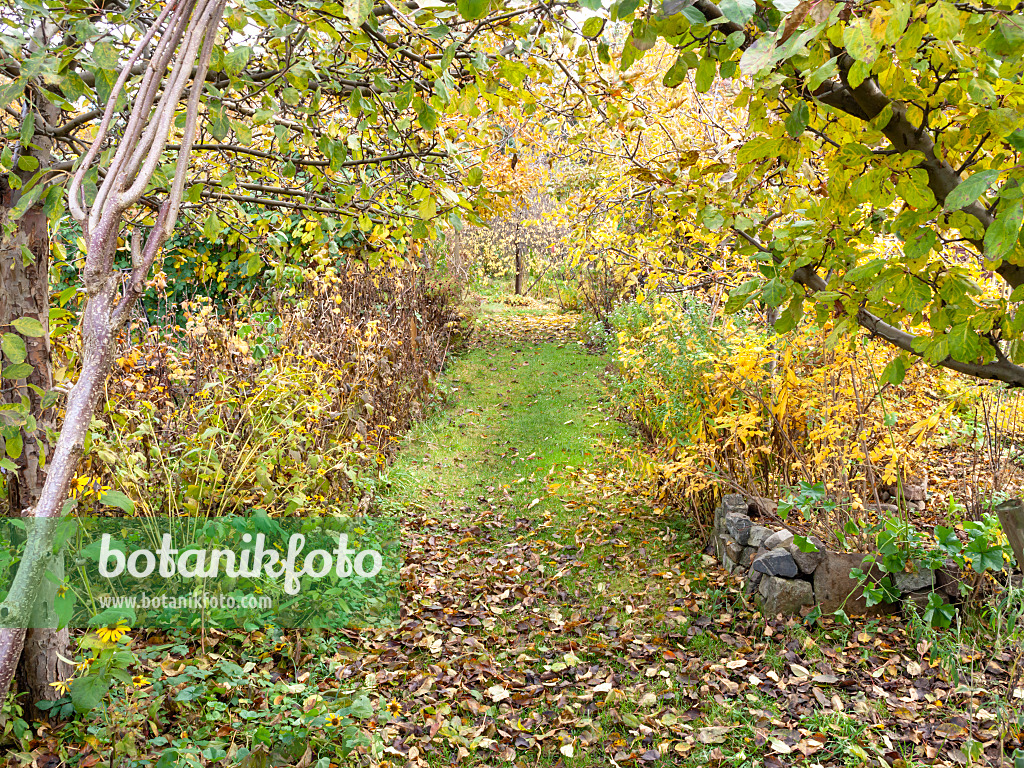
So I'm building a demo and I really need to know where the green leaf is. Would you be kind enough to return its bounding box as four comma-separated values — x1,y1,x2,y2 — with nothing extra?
739,36,776,76
985,198,1024,260
5,430,23,460
203,213,223,242
10,317,44,337
1,333,27,365
582,17,606,39
416,99,439,131
0,79,25,110
948,323,981,363
761,278,788,307
879,356,908,386
694,57,716,93
224,46,251,76
344,0,373,25
843,19,878,64
2,363,33,380
662,55,689,88
91,42,119,71
246,254,262,277
98,490,135,514
785,101,809,138
70,674,112,714
208,103,230,141
926,1,959,40
903,227,937,261
456,0,489,21
466,167,483,186
945,169,999,211
719,0,755,25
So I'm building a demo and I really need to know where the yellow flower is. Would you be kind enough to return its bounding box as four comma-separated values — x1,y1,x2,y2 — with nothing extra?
386,699,402,716
132,675,150,688
49,679,70,695
325,713,342,728
96,620,130,643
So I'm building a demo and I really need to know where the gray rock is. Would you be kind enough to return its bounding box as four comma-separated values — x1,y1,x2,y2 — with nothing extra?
789,535,826,575
739,546,758,568
751,547,799,578
892,566,934,593
903,589,947,616
862,503,899,515
748,525,773,549
724,536,744,564
722,494,747,515
724,513,753,546
813,551,897,616
744,570,763,596
763,530,795,551
758,575,814,615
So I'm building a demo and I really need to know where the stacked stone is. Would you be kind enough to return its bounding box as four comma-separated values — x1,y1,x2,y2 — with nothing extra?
710,494,955,617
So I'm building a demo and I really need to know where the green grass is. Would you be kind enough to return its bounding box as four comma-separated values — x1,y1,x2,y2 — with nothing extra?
381,339,627,535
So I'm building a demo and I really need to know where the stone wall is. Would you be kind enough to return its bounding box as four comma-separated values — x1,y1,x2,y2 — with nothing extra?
710,495,958,617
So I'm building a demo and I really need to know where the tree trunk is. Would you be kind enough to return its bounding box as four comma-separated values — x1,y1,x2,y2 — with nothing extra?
0,92,72,715
515,248,525,295
995,499,1024,576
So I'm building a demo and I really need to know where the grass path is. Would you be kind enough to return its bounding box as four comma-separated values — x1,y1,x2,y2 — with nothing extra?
351,303,1022,768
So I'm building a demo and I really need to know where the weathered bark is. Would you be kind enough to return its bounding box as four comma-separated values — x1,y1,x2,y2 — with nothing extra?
0,88,72,712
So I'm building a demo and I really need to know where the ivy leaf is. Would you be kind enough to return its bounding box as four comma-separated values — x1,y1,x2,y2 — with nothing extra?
1,333,27,365
985,198,1024,260
945,169,1000,211
10,317,44,337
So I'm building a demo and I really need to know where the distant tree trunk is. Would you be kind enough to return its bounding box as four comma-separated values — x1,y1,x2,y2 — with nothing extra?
995,499,1024,575
515,250,525,295
0,91,72,715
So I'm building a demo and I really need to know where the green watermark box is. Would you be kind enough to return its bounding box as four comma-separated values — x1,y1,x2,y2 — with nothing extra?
0,513,400,630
